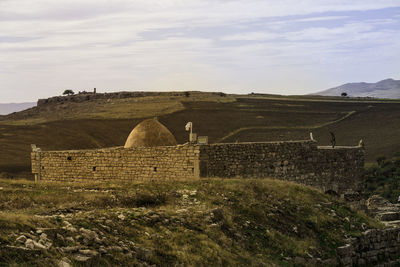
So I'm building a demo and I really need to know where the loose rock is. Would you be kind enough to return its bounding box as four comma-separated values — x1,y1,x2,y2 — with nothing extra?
57,258,72,267
25,239,34,250
73,254,91,262
16,235,27,244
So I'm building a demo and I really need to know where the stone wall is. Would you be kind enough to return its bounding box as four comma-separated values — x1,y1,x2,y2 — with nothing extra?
31,140,364,195
198,141,365,195
37,91,226,106
31,145,199,182
337,228,400,266
37,92,184,106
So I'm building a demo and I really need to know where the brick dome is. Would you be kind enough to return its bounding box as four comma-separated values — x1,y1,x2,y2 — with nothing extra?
124,119,177,148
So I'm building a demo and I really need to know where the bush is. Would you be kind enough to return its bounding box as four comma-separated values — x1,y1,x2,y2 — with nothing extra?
63,89,74,96
376,156,387,167
365,152,400,202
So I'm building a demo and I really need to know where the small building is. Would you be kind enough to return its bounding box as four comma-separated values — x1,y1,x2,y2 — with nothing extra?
31,119,365,196
124,119,177,148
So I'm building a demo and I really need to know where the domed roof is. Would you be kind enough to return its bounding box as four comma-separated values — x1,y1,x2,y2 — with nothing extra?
124,119,177,148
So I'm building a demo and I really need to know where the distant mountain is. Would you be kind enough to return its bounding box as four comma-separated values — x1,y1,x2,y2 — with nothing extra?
0,102,36,115
314,78,400,99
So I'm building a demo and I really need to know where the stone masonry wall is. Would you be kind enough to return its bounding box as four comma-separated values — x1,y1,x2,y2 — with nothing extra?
37,91,226,106
31,140,364,195
198,141,365,195
31,145,199,182
336,228,400,266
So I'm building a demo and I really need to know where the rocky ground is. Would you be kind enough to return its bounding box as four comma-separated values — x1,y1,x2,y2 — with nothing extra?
367,195,400,228
0,178,382,266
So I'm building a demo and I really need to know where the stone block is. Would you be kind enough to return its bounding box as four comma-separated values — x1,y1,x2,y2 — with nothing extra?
337,244,353,256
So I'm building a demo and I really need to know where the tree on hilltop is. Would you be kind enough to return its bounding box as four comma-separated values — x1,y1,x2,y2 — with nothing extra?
63,89,75,96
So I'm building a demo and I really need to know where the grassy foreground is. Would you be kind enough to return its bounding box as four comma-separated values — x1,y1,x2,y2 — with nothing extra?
0,178,380,266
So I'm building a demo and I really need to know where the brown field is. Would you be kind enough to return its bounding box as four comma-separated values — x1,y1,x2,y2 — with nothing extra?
1,93,399,178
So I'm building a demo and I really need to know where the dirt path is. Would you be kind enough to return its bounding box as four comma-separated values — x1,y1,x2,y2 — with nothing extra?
216,110,356,143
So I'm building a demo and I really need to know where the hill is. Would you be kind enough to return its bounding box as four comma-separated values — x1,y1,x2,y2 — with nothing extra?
0,102,36,115
314,78,400,98
1,91,400,178
0,178,381,266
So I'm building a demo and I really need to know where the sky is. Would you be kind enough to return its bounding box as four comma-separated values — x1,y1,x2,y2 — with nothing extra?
0,0,399,102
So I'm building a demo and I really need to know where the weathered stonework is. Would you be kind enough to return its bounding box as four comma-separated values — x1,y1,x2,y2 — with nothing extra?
31,140,364,195
199,141,365,195
32,145,199,182
36,91,226,106
37,91,185,106
336,228,400,266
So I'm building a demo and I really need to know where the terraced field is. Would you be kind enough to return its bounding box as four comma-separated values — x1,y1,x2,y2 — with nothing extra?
1,93,399,178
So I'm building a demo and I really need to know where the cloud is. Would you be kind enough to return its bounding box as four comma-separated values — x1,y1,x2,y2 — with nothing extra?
0,0,400,101
293,16,349,22
220,32,280,41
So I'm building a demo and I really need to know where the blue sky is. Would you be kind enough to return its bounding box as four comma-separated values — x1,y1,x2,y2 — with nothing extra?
0,0,399,102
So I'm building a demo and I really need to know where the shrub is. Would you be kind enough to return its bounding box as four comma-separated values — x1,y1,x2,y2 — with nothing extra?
365,152,400,202
376,156,386,167
63,89,74,96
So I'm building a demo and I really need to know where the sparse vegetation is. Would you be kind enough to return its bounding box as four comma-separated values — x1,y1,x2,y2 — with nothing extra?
365,152,400,203
0,178,380,266
0,92,400,178
62,90,74,96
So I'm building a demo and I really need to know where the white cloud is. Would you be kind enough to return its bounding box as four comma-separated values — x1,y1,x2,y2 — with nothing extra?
0,0,400,101
294,16,349,22
220,32,280,41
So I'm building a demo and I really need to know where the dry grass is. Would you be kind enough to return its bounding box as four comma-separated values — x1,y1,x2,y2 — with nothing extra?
0,178,381,266
1,93,235,126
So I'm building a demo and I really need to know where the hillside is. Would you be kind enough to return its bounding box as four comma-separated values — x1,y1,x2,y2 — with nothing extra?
1,92,400,178
0,102,36,115
314,79,400,99
0,178,381,266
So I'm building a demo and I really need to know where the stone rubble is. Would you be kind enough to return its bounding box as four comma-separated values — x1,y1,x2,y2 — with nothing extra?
336,228,400,266
367,195,400,227
7,209,169,265
5,191,400,266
